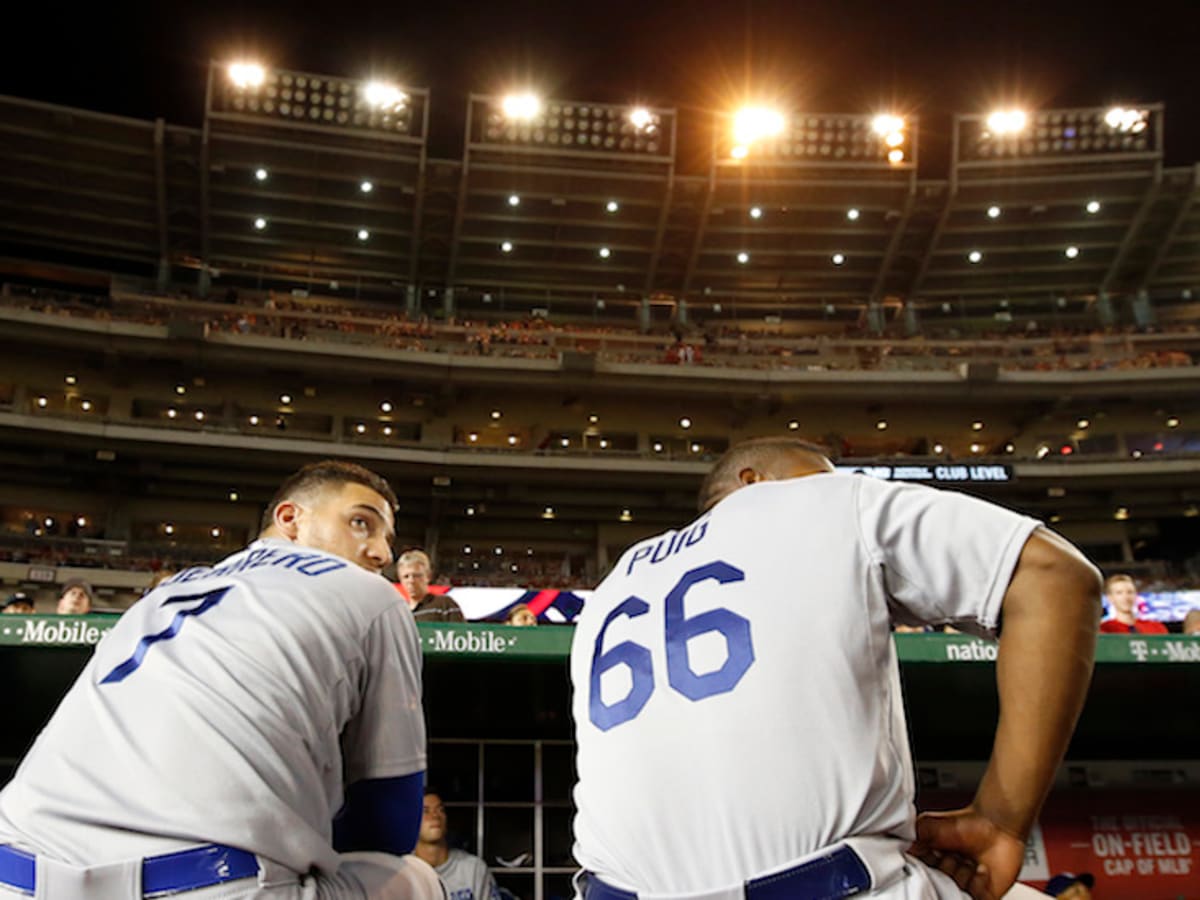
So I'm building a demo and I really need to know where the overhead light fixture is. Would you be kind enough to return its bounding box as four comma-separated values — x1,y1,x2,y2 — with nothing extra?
227,62,266,90
380,400,393,413
736,251,750,265
500,240,514,253
1114,507,1130,521
363,81,407,112
629,107,653,129
65,374,77,385
1077,418,1090,429
254,168,268,182
1166,416,1180,428
987,205,1001,219
619,508,633,522
598,247,611,259
507,434,518,445
166,407,178,419
501,92,542,120
542,506,556,519
193,410,205,421
970,443,982,454
652,442,664,452
229,490,239,501
36,396,48,408
80,400,93,412
382,425,393,436
733,106,786,146
876,420,888,430
491,409,502,419
508,194,521,207
887,148,905,164
357,229,370,241
846,208,860,221
211,527,222,539
788,420,800,431
1086,200,1102,214
985,109,1028,135
248,415,260,425
679,417,692,429
466,505,476,516
972,421,984,431
360,180,374,193
279,393,292,404
968,250,983,264
871,114,905,137
932,443,944,454
606,200,620,213
468,432,479,442
253,217,267,230
1065,246,1080,259
355,423,367,434
749,206,763,219
831,253,846,266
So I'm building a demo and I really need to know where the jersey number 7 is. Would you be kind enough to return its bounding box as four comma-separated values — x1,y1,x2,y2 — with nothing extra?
588,561,755,731
100,586,231,685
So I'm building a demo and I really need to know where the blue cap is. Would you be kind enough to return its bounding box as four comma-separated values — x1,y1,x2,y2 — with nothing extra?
1045,872,1094,895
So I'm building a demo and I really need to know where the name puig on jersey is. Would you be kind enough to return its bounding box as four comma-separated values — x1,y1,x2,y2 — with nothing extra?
626,515,710,576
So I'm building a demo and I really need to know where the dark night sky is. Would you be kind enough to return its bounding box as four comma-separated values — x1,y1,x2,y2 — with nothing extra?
3,0,1198,172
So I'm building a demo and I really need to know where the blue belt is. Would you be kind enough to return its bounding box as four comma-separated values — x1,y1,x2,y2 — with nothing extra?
0,843,259,896
585,845,871,900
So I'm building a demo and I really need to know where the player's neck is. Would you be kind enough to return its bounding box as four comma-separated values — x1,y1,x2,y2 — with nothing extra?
1114,609,1137,624
414,838,449,868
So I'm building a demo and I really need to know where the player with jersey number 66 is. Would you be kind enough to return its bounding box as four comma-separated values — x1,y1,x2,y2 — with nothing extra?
0,460,445,900
570,437,1101,900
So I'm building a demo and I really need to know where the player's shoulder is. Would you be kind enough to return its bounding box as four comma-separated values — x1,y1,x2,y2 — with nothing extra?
448,848,488,871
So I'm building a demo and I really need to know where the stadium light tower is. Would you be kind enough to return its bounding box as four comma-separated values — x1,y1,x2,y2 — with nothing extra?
501,92,543,120
985,109,1028,136
227,62,266,89
731,106,786,157
363,81,407,112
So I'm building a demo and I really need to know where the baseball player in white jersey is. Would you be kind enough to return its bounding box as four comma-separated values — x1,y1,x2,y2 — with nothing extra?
0,461,444,900
571,437,1101,900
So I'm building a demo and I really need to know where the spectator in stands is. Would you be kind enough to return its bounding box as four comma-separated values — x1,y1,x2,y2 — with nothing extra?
397,549,465,623
1044,871,1093,898
1,592,34,615
411,790,499,900
1099,574,1167,634
504,603,537,627
1183,609,1200,636
55,579,93,615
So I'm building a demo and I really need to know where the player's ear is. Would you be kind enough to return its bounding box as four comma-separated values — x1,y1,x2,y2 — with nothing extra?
737,467,762,486
273,499,303,540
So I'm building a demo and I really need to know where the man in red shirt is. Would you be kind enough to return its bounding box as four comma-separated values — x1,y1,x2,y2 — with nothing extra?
1099,573,1168,633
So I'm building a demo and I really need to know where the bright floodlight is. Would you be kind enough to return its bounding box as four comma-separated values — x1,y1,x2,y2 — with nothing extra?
228,62,266,89
736,251,750,264
968,250,983,264
1065,246,1079,259
887,148,905,164
749,206,763,219
501,92,542,120
831,253,846,266
606,200,620,213
629,107,653,129
508,194,521,207
500,240,514,253
254,168,268,181
730,144,749,160
357,229,370,241
598,247,611,259
253,217,267,230
871,114,905,136
1105,106,1148,133
846,208,860,221
360,180,374,193
987,205,1001,219
1086,200,1101,214
363,81,407,111
986,109,1028,135
732,107,786,145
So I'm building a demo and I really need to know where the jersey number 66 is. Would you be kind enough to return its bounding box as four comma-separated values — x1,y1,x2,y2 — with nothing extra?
588,560,755,731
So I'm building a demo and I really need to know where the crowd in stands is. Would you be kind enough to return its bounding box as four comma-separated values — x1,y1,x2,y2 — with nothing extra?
4,281,1197,374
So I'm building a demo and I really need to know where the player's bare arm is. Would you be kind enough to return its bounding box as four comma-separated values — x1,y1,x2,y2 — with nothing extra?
912,527,1102,900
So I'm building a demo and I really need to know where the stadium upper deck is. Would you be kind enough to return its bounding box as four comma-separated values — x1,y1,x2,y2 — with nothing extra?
0,63,1196,328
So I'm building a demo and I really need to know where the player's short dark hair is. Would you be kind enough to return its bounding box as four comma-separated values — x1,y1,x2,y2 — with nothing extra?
259,460,399,533
697,436,831,512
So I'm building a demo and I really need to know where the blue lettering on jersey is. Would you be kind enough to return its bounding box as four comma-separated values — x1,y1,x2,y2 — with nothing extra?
625,516,709,576
448,891,473,900
100,586,231,684
169,547,347,584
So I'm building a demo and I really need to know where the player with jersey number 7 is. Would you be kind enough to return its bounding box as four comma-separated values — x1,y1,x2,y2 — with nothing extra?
570,436,1101,900
0,460,445,900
